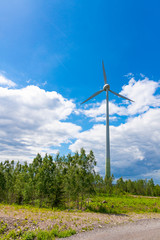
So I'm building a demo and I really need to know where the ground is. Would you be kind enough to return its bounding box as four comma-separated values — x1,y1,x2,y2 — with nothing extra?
0,203,160,239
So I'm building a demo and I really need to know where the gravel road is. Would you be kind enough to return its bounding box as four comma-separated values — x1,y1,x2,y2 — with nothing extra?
62,218,160,240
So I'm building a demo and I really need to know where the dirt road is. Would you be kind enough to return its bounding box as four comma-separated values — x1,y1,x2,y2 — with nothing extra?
63,218,160,240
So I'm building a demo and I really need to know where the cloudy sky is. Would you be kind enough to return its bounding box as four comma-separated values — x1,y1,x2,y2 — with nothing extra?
0,0,160,182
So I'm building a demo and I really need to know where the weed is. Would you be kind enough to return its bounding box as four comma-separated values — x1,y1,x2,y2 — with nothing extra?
153,207,158,212
0,226,76,240
32,221,37,226
55,228,76,238
1,229,23,240
86,195,160,214
0,222,7,234
22,231,36,240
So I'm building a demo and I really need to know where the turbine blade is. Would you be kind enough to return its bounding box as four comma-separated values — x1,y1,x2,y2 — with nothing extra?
81,89,104,104
102,60,107,84
109,89,134,102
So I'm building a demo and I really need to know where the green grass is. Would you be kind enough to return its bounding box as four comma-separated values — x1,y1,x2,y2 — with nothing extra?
0,227,76,240
0,194,160,239
87,194,160,214
2,194,160,215
0,221,8,235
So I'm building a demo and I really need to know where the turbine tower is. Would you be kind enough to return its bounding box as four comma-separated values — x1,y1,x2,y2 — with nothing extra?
81,61,134,179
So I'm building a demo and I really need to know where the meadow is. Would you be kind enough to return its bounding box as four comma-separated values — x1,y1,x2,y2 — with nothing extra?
0,194,160,239
87,194,160,214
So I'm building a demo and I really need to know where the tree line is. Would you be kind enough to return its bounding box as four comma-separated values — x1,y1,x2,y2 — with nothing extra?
115,177,160,196
0,149,98,208
0,148,160,209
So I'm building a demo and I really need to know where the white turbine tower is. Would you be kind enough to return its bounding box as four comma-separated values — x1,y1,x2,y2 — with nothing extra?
81,61,134,179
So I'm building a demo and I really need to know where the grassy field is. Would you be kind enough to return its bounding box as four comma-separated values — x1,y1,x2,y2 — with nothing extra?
87,194,160,214
0,195,160,239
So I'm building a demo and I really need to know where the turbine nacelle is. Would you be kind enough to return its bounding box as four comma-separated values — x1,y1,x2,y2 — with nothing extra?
103,84,110,91
81,62,134,105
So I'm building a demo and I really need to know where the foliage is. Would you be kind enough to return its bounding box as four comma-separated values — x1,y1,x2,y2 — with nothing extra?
87,194,160,214
0,226,76,240
0,221,7,234
1,193,160,239
114,177,160,197
0,148,97,209
0,148,160,213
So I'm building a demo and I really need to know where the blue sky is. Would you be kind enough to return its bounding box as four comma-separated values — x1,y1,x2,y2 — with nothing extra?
0,0,160,182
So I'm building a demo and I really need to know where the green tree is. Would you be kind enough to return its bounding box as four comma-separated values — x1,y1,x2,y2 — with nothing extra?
0,163,6,201
116,177,126,193
146,178,154,196
3,160,14,203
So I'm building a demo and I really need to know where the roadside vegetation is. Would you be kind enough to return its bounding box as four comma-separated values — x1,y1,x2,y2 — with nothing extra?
0,148,160,239
87,195,160,214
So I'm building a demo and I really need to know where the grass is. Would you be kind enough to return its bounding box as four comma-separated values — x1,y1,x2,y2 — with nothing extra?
0,221,8,234
87,194,160,214
0,194,160,239
0,226,76,240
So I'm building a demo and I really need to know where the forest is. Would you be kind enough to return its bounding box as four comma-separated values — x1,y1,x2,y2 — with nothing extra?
0,148,160,209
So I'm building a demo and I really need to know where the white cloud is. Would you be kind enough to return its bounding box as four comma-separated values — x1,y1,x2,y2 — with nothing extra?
80,100,127,122
120,77,160,115
140,73,145,78
70,77,160,180
0,85,81,162
79,77,160,122
42,81,47,86
1,74,160,182
142,169,160,182
124,73,134,78
0,74,16,87
70,107,160,177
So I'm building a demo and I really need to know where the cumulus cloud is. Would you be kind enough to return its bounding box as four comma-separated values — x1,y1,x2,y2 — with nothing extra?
0,84,81,162
0,74,16,87
82,100,127,122
70,108,160,178
120,77,160,115
80,77,160,122
1,73,160,182
70,76,160,181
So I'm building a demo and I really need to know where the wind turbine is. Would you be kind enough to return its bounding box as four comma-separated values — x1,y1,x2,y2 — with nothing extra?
81,61,134,179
